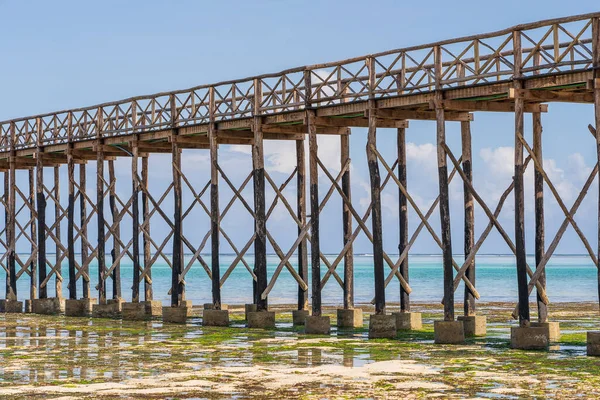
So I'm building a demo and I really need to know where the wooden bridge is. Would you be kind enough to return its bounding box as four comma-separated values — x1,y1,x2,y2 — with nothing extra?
1,12,599,349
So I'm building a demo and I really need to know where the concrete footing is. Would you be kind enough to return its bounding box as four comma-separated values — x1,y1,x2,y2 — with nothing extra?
531,321,560,342
162,306,190,324
203,303,229,310
92,299,123,319
434,320,465,344
393,312,422,330
65,298,96,317
587,331,600,356
510,326,549,350
24,299,32,313
122,302,149,321
244,304,257,321
458,315,487,337
143,300,163,318
368,314,397,339
305,316,331,335
292,309,310,326
32,298,65,315
0,300,23,313
203,309,230,327
247,311,275,329
337,308,363,328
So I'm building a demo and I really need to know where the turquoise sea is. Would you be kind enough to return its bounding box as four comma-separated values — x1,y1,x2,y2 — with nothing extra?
3,254,598,305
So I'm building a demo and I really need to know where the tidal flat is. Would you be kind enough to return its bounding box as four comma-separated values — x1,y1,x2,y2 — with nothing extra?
1,302,600,399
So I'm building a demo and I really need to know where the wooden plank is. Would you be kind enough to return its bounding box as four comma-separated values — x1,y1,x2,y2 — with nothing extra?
296,139,308,311
513,31,530,326
461,121,475,316
341,132,354,309
313,116,408,128
509,88,594,103
435,99,548,113
398,126,410,312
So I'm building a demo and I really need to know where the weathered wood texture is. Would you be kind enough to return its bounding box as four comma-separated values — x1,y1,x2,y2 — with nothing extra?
397,127,410,312
296,139,308,311
461,121,475,316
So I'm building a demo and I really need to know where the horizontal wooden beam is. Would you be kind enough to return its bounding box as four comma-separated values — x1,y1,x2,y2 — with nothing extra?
431,99,548,113
368,108,474,122
509,88,593,103
312,116,409,129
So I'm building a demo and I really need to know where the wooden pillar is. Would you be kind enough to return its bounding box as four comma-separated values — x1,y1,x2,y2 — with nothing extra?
367,57,385,315
435,46,454,321
79,163,89,298
131,145,141,303
36,120,47,299
7,124,17,300
4,171,9,299
209,88,221,309
533,111,547,323
142,156,152,301
172,135,183,307
341,132,354,309
462,121,476,316
253,120,268,311
53,166,62,298
108,160,121,300
96,148,106,304
593,17,600,311
296,139,308,311
29,168,37,301
67,149,76,300
397,127,410,312
308,110,322,316
513,31,530,326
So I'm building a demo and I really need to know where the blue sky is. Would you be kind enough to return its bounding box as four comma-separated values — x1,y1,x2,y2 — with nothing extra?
1,1,599,256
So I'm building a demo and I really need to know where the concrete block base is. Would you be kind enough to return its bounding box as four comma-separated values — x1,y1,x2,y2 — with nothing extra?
203,309,229,327
65,298,95,317
587,331,600,356
510,326,549,350
305,316,331,335
32,298,65,315
122,302,149,321
92,301,122,319
292,309,310,326
244,304,257,321
393,312,422,331
143,300,163,318
458,315,487,337
203,303,229,310
247,311,276,329
162,306,190,324
434,320,466,344
337,308,363,328
531,321,560,342
368,314,397,339
0,300,23,313
24,299,32,313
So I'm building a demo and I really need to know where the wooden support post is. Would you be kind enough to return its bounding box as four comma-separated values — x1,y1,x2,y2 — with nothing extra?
341,132,354,309
67,148,76,299
29,168,37,301
96,144,106,304
36,119,47,299
142,156,152,301
4,171,9,299
435,45,454,321
593,17,600,312
172,132,183,307
7,124,16,300
367,56,385,315
54,166,62,298
108,160,121,300
296,139,308,311
514,31,530,326
308,110,322,316
461,121,475,316
209,88,222,309
131,145,141,303
533,111,547,323
79,163,89,298
397,126,410,312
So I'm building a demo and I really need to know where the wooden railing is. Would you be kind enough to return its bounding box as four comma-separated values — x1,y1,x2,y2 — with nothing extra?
0,12,598,152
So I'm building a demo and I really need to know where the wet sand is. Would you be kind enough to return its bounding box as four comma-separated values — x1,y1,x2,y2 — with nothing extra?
1,302,600,399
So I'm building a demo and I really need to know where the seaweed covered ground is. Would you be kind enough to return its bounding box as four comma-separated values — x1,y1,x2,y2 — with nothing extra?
1,302,600,399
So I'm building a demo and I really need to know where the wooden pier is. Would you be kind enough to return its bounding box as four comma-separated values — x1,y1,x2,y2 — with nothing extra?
1,13,600,350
